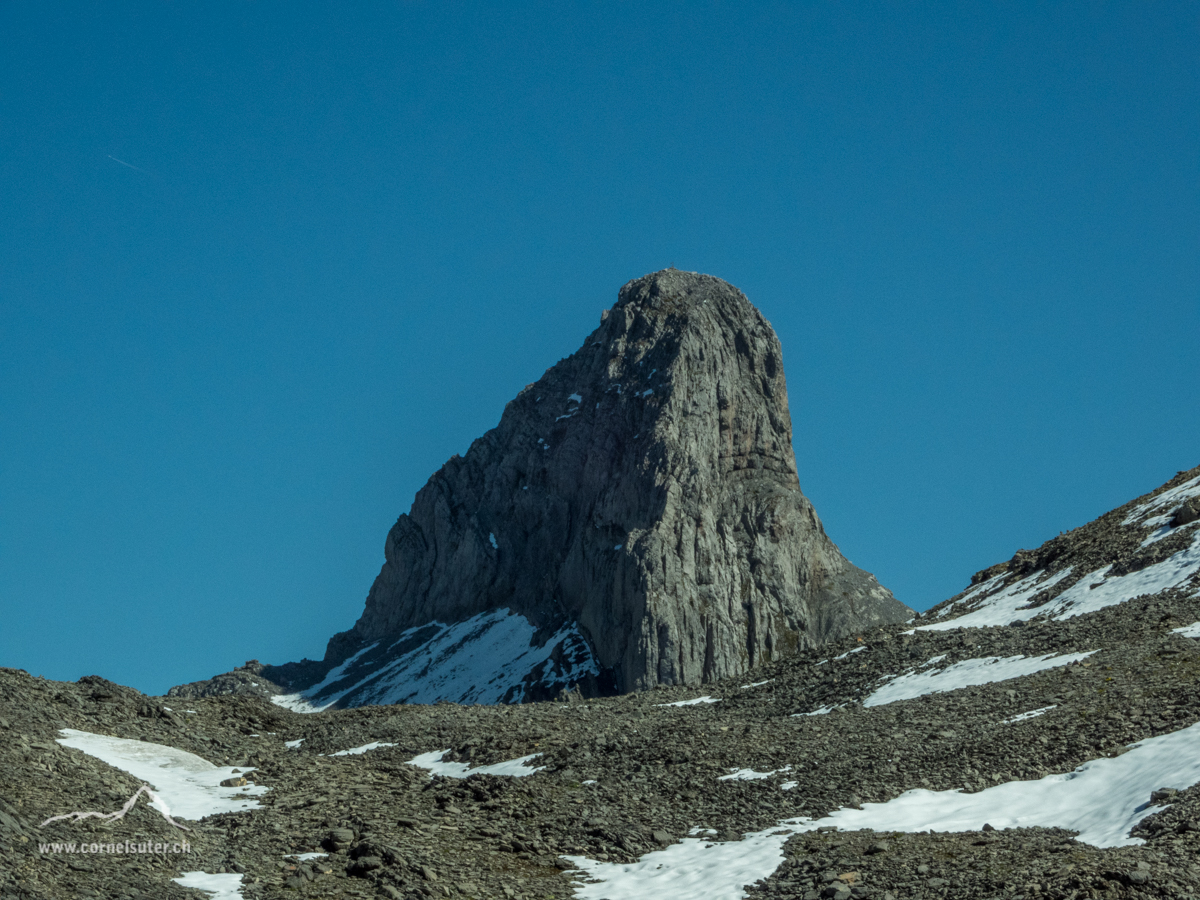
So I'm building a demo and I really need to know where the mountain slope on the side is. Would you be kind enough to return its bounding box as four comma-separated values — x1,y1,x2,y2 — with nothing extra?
172,269,910,708
7,464,1200,900
916,465,1200,632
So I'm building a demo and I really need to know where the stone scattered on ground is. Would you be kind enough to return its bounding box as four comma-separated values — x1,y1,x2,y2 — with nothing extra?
3,465,1200,899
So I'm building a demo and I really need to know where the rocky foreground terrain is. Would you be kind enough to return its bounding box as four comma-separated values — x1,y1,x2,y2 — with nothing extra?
3,467,1200,899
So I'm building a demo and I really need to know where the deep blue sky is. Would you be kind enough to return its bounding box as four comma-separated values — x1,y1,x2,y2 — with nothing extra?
3,3,1197,696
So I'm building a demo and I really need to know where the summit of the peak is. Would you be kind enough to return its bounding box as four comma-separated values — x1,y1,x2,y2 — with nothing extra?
616,268,748,312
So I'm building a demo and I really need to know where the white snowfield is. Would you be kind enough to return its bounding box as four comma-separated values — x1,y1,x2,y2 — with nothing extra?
1003,705,1057,724
1173,622,1200,639
326,741,397,757
863,652,1098,708
568,718,1200,900
790,653,1085,717
406,750,545,778
1140,524,1179,547
656,696,721,707
791,704,844,717
914,569,1072,631
271,643,377,712
817,645,869,664
54,730,268,821
832,645,867,661
916,529,1200,632
172,872,245,900
1121,474,1200,527
718,766,791,782
271,608,599,712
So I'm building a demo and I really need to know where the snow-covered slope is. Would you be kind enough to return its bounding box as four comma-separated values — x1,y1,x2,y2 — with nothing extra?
568,717,1200,900
919,469,1200,632
54,729,268,820
272,607,599,711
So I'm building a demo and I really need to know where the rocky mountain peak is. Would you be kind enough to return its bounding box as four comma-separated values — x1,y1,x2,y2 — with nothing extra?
613,269,762,333
176,270,911,708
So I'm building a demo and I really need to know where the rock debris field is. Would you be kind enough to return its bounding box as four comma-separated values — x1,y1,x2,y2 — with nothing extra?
3,466,1200,900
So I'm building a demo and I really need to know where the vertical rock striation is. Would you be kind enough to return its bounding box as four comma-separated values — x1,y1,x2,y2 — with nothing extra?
294,269,910,701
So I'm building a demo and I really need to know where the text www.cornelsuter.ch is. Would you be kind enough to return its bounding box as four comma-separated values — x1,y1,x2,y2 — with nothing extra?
38,840,191,855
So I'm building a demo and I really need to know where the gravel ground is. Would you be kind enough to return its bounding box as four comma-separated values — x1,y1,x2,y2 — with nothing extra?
3,467,1200,900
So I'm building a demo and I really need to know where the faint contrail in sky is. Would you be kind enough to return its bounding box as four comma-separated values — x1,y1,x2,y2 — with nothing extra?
107,155,145,173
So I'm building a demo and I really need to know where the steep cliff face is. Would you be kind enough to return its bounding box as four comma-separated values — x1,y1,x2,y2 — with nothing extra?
303,269,909,699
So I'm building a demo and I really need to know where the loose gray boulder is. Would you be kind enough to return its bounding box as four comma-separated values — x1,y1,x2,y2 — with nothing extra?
1172,497,1200,528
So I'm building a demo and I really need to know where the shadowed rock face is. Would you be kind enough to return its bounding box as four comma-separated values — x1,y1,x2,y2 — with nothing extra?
310,269,910,696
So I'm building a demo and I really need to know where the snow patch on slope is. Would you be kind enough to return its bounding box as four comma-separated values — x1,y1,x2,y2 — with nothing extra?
1003,705,1057,724
271,644,379,713
863,652,1097,708
718,766,791,782
792,704,844,717
1044,538,1200,618
406,750,545,778
173,872,245,900
567,718,1200,900
326,742,397,757
55,730,268,820
918,530,1200,632
914,569,1073,632
657,696,721,707
272,608,599,711
1122,474,1200,527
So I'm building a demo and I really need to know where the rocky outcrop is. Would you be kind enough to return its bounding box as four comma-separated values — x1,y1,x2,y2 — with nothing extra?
276,269,908,702
168,660,284,701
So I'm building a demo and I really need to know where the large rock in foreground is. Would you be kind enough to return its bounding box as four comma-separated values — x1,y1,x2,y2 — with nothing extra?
178,270,911,707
